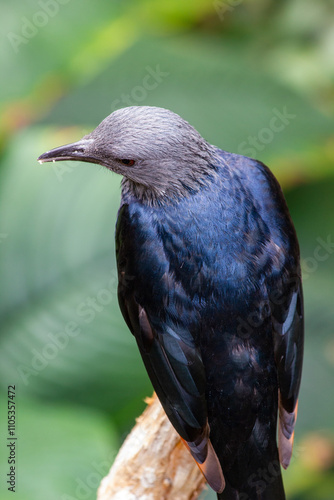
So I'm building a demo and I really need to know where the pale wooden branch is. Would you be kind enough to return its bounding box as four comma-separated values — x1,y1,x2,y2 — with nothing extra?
97,393,207,500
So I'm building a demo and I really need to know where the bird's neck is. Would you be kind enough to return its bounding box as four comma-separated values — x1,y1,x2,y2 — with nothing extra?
121,146,222,207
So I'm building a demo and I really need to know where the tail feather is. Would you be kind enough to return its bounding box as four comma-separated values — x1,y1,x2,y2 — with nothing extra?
278,397,298,469
217,471,286,500
196,439,225,494
182,435,225,493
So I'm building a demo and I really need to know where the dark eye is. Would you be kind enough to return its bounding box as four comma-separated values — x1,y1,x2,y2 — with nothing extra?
119,159,135,166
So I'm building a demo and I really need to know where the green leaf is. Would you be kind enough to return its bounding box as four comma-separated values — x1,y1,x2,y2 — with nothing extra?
0,393,118,500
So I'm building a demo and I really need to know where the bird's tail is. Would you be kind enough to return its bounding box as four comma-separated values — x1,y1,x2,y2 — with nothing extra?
216,470,285,500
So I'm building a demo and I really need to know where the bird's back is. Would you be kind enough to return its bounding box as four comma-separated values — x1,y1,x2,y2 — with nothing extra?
116,150,301,499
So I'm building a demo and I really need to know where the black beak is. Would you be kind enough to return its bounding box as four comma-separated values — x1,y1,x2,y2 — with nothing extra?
37,138,101,166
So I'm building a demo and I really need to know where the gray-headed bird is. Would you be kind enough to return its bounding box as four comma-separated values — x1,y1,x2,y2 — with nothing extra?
38,106,303,500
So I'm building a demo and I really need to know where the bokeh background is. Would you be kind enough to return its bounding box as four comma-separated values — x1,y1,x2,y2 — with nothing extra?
1,1,334,499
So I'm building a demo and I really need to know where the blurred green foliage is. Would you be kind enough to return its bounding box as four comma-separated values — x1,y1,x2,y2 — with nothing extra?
1,1,334,499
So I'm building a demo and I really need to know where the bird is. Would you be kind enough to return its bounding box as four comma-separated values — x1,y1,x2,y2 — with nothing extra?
38,106,304,500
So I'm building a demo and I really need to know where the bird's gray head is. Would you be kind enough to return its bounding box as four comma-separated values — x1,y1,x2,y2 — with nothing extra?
38,106,218,203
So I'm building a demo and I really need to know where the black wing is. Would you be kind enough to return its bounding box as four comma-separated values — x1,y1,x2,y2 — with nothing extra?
271,274,304,468
116,204,225,493
238,156,304,469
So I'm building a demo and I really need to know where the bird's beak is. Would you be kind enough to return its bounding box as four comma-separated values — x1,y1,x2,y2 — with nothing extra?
37,138,101,166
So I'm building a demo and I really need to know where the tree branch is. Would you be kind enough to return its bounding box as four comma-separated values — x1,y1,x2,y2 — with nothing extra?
97,393,207,500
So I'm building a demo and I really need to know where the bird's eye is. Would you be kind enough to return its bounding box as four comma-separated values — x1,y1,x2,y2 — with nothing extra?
119,159,135,166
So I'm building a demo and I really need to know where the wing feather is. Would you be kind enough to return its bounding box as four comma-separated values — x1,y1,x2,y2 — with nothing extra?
272,279,304,467
119,292,225,491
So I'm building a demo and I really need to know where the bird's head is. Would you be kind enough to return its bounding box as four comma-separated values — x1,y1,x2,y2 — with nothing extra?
38,106,218,203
